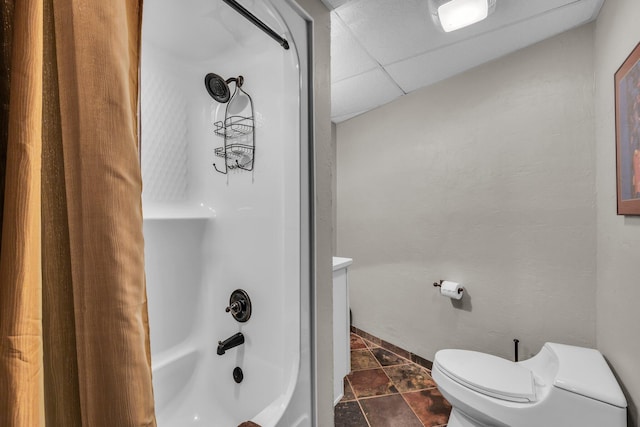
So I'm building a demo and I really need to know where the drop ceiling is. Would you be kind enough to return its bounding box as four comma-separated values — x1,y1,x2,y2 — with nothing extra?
323,0,604,122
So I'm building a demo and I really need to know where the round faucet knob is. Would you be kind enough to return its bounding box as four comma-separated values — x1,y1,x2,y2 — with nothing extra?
225,301,243,314
225,289,252,322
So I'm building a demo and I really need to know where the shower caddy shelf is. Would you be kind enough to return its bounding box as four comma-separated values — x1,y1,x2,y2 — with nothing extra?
213,115,254,139
206,74,255,175
214,143,254,169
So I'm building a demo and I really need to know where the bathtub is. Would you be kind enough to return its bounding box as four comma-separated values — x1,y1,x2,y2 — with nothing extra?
140,1,312,425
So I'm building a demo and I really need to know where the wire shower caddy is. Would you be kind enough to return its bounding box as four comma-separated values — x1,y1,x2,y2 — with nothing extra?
209,75,255,175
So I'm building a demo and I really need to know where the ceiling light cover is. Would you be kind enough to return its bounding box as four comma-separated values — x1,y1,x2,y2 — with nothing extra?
429,0,496,33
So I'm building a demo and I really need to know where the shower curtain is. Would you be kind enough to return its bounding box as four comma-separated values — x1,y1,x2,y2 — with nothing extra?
0,0,156,426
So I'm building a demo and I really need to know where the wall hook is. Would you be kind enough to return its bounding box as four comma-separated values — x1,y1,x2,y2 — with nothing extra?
213,162,228,174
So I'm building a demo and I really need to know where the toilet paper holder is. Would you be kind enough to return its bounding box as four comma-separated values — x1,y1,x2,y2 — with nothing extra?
433,280,464,294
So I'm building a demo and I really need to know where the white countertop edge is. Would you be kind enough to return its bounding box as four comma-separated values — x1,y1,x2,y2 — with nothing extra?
332,257,353,271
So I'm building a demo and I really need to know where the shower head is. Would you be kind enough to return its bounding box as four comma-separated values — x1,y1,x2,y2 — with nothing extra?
204,73,244,103
205,73,231,103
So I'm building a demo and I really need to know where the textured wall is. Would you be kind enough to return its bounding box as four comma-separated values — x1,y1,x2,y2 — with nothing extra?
140,63,188,202
594,0,640,425
337,24,597,363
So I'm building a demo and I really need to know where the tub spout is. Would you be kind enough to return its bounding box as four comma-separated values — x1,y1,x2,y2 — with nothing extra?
217,332,244,355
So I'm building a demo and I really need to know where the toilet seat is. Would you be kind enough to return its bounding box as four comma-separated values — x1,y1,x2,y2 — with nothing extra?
435,349,536,403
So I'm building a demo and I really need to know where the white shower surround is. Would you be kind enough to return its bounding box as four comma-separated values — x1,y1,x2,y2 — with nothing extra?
140,1,312,425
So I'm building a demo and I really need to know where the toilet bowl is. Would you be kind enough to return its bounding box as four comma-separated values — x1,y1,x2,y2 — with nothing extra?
432,342,627,427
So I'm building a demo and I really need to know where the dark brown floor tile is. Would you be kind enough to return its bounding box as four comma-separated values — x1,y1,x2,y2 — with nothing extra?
351,349,380,370
371,347,408,367
359,394,423,427
363,338,380,349
350,333,367,350
411,353,434,371
334,401,369,427
381,340,412,360
348,368,398,398
384,364,437,392
402,389,452,427
358,330,382,346
341,377,356,402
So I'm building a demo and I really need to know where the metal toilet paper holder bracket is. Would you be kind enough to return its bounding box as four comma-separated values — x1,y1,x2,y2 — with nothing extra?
433,280,464,294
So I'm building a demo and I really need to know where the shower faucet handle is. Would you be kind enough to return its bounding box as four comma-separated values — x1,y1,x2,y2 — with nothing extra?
225,301,243,314
225,289,252,322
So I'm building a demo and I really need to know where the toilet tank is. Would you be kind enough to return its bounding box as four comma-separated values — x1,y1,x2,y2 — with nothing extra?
544,343,627,409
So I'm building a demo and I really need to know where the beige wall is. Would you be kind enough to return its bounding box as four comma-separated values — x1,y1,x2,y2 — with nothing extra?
337,24,597,362
594,0,640,425
294,0,333,425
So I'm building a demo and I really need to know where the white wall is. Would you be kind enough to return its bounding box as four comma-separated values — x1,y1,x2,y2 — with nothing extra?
332,122,338,253
294,0,334,426
594,0,640,425
337,24,597,361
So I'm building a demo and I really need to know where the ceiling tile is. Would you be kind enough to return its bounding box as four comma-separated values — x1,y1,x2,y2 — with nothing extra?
336,0,435,66
386,0,602,93
329,0,604,122
335,0,579,66
331,13,379,82
386,39,522,94
331,68,404,119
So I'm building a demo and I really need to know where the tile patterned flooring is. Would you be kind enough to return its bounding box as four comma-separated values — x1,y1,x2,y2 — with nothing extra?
335,333,452,427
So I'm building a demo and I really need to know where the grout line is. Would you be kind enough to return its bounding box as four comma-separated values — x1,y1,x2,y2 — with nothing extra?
402,386,439,394
369,347,382,369
350,367,381,373
353,328,434,370
370,344,411,364
348,332,449,427
349,334,446,427
346,375,354,392
354,393,373,427
380,357,400,393
349,348,382,372
356,393,399,401
382,361,412,368
344,374,372,426
398,390,427,427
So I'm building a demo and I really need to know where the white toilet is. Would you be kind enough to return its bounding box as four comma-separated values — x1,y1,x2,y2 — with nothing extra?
432,342,627,427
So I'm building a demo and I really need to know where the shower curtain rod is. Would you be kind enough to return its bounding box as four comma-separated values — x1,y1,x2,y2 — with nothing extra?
222,0,290,50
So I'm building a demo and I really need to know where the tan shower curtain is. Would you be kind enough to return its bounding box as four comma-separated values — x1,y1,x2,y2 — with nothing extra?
0,0,156,426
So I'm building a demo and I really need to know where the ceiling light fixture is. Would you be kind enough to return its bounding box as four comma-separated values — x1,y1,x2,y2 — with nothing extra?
428,0,496,33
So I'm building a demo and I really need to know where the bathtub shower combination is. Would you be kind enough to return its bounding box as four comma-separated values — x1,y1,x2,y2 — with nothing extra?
140,1,312,425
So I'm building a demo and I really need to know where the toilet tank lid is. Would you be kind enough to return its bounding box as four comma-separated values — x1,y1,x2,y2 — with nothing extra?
544,343,627,408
